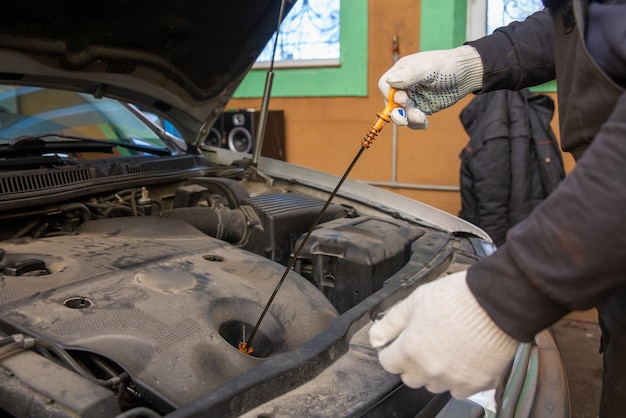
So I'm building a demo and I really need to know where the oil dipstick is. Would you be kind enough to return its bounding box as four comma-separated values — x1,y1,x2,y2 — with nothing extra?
240,89,400,355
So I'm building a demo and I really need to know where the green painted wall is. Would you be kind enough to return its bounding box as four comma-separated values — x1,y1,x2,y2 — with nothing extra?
420,0,467,51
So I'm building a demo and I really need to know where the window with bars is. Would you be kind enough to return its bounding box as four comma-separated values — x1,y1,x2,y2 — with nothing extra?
234,1,365,98
254,0,340,69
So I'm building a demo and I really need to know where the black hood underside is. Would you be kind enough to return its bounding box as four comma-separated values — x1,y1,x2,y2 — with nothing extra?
0,1,294,138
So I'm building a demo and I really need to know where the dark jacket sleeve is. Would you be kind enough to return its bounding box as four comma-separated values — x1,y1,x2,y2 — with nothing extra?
467,91,626,342
467,9,556,92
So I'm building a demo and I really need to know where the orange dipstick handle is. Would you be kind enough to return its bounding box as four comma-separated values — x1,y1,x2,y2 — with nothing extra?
362,88,400,148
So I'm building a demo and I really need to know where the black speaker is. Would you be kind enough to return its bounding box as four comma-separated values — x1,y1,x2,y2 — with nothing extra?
204,114,224,148
220,109,285,160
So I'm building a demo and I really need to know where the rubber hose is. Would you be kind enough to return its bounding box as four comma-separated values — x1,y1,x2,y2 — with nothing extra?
155,207,247,242
60,202,92,223
0,341,23,359
0,336,15,348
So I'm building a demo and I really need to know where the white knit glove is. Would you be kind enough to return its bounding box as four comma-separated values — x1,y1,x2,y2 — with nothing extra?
378,45,484,130
368,270,519,399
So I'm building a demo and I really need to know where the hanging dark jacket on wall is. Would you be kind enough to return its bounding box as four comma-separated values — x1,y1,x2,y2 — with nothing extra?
458,89,564,247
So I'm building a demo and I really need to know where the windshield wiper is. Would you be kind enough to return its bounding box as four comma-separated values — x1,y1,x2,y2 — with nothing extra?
0,134,172,157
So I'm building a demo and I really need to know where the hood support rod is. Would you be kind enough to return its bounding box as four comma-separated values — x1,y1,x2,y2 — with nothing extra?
251,0,289,166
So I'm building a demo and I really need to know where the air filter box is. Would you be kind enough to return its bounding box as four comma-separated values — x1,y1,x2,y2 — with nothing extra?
294,216,424,313
242,193,347,265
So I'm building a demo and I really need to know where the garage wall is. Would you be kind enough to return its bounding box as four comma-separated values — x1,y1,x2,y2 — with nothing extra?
226,0,575,216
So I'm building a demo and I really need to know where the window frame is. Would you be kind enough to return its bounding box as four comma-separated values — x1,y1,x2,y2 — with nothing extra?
466,0,488,43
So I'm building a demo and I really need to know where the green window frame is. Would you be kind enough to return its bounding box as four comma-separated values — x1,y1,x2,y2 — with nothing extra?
233,0,368,98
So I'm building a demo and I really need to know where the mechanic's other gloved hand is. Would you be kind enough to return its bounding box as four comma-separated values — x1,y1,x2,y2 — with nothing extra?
378,45,484,130
368,270,519,399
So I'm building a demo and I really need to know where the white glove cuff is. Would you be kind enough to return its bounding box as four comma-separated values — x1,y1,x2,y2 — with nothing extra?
451,45,484,96
423,273,518,398
439,273,518,356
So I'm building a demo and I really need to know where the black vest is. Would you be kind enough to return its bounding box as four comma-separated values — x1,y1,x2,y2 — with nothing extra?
552,0,624,160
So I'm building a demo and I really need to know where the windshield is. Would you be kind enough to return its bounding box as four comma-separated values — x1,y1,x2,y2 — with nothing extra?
0,85,174,158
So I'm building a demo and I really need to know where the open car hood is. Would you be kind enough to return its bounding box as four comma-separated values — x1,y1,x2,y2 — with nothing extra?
0,0,292,142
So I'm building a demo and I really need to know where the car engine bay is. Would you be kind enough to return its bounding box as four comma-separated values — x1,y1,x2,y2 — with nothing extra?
0,155,443,415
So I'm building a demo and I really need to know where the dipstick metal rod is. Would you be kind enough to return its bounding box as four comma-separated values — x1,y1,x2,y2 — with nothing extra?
240,89,400,355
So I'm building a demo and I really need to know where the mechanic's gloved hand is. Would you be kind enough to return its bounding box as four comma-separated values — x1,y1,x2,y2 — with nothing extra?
368,270,519,399
378,45,484,130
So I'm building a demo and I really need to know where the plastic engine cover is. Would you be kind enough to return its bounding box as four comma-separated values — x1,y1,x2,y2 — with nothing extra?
294,216,424,313
0,217,338,410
